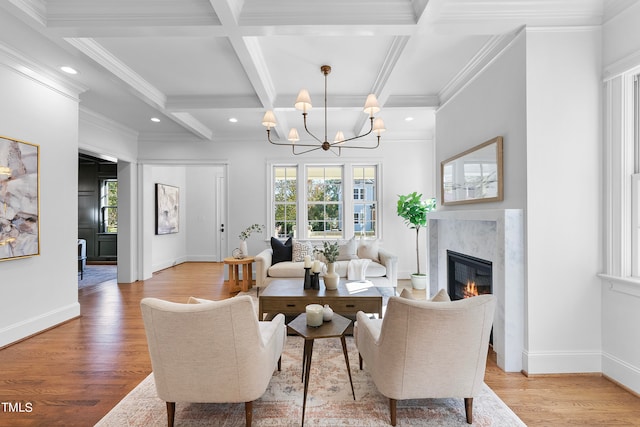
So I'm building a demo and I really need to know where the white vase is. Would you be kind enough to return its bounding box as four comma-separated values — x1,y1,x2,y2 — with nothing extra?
324,262,339,290
239,240,248,257
323,304,334,321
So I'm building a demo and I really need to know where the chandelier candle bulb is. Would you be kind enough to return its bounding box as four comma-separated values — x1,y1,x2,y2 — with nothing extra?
306,304,324,327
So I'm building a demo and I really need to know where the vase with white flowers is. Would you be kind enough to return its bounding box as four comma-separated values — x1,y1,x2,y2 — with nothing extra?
238,224,264,257
315,241,340,290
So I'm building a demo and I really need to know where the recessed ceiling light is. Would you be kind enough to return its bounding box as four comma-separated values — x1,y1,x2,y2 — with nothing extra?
229,118,238,123
60,66,78,75
404,117,414,122
150,117,161,123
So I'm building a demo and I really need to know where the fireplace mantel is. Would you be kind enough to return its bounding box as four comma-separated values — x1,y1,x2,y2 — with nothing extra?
428,209,525,372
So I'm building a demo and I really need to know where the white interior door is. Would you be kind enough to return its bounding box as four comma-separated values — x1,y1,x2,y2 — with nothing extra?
214,170,227,262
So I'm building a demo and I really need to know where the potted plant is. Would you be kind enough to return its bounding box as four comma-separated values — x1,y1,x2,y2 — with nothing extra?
315,241,340,290
238,224,264,257
397,192,437,289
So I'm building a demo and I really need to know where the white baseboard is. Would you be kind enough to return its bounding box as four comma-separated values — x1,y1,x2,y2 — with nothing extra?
602,352,640,395
152,256,188,273
523,349,602,375
186,255,217,262
0,302,81,348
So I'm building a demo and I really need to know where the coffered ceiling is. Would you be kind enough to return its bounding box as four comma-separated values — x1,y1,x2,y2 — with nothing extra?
0,0,630,147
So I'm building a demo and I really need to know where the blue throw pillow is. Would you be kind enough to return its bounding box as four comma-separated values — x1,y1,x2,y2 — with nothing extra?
271,236,292,265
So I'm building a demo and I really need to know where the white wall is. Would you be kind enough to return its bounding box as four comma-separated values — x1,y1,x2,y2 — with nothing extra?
146,166,188,272
138,136,436,278
525,28,602,374
0,63,81,347
435,27,603,375
436,32,528,211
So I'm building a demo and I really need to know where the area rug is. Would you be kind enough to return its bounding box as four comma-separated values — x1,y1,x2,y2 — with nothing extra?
95,337,525,426
78,264,117,290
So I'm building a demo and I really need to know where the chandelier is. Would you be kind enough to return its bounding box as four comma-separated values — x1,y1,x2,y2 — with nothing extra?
261,65,385,156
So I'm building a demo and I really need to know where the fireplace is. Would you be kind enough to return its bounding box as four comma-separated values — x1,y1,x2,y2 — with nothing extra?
428,209,525,372
447,250,492,300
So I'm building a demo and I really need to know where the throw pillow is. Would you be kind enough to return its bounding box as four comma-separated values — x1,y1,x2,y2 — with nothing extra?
399,288,415,300
337,236,358,261
357,238,379,262
271,236,292,265
292,240,315,262
431,289,451,302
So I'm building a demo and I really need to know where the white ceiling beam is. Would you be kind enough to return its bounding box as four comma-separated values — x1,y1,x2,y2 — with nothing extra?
66,37,214,140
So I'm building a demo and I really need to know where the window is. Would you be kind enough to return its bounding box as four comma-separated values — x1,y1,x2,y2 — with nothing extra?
306,166,343,239
633,76,640,276
353,165,377,237
100,179,117,233
269,162,380,240
273,166,297,238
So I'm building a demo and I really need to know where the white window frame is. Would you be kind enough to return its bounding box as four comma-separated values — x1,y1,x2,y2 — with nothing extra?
267,160,382,240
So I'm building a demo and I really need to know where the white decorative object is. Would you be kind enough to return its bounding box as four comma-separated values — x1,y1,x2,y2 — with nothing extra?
232,248,244,259
324,262,339,290
306,304,323,327
239,240,248,257
323,304,333,321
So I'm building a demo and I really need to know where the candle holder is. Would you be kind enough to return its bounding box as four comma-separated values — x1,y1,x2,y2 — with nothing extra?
303,267,312,289
311,272,320,290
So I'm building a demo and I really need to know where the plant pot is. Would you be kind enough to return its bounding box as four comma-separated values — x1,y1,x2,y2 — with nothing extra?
323,263,339,290
410,273,427,290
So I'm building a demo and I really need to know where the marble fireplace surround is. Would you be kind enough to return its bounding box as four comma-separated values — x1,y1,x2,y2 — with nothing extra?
428,209,525,372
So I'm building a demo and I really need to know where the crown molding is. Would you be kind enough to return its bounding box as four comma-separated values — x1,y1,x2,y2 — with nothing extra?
0,41,86,99
438,29,521,106
65,38,166,109
7,0,46,25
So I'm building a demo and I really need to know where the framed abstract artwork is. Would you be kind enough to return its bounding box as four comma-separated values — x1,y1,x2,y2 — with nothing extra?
0,135,40,261
155,183,180,235
441,136,503,206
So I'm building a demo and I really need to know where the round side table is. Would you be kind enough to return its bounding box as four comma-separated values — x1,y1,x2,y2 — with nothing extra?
223,256,255,293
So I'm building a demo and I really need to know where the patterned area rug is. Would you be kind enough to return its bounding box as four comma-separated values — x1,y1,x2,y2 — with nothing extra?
96,337,525,426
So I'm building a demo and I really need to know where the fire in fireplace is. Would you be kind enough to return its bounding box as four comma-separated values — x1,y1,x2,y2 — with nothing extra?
447,250,492,301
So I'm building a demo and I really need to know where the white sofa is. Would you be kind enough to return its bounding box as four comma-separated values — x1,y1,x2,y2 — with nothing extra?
254,238,397,291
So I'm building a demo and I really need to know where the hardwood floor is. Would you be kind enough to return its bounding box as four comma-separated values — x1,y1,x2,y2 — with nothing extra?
0,262,638,426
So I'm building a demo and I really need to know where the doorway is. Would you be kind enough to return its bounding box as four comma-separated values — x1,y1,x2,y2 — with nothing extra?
78,153,117,288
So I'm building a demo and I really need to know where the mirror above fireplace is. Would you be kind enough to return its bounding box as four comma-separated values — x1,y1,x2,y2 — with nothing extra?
441,136,503,205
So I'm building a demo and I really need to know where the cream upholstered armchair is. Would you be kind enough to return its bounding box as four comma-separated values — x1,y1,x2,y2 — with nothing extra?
355,294,495,426
140,295,286,427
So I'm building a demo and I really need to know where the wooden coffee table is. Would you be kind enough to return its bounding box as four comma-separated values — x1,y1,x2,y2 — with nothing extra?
258,279,383,321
